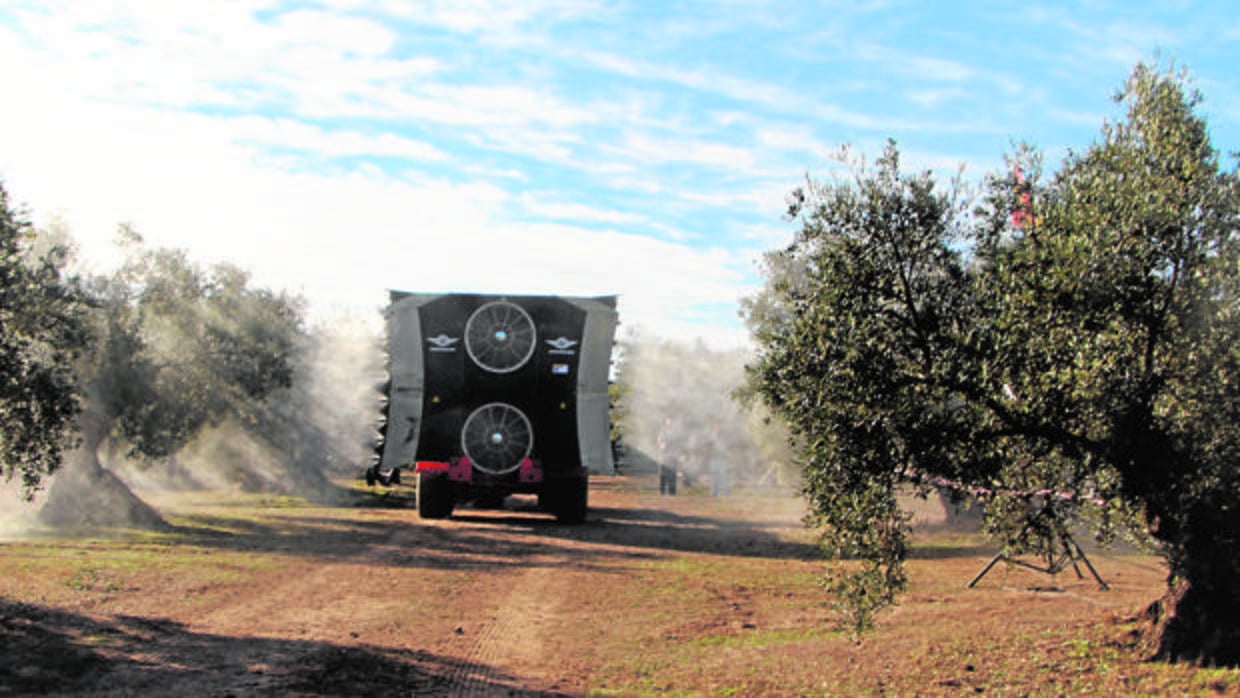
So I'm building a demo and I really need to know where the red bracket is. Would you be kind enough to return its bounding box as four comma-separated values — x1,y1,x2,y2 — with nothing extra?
448,456,473,482
518,458,543,483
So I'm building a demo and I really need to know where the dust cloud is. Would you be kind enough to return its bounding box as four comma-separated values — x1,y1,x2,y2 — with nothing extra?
111,316,386,502
615,329,794,490
20,316,387,535
0,481,48,541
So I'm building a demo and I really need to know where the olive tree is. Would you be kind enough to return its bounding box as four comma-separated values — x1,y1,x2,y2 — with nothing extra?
0,183,89,499
39,230,307,527
746,63,1240,664
746,142,970,632
993,64,1239,664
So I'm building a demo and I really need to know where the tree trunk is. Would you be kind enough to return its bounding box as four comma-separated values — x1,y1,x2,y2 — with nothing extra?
1139,500,1240,667
1140,578,1240,666
37,405,165,530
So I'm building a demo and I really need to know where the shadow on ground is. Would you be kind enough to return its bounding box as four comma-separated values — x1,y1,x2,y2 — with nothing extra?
21,477,1006,578
485,503,821,561
0,598,566,697
102,478,824,573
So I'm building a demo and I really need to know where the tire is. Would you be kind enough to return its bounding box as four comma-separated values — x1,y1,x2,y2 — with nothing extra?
417,471,454,519
389,467,402,485
365,467,377,487
543,477,588,524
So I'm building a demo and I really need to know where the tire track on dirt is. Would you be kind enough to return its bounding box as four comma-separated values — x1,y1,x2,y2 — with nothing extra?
445,562,569,697
196,560,368,637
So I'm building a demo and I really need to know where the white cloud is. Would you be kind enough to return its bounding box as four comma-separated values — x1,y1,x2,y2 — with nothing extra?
908,55,977,83
613,132,759,170
518,195,649,226
2,0,1235,356
0,90,755,353
228,116,450,161
907,86,970,109
577,48,817,123
271,9,397,55
372,0,604,35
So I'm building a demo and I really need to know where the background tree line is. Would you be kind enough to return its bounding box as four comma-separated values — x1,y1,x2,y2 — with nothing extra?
609,331,798,490
744,62,1239,665
0,199,375,527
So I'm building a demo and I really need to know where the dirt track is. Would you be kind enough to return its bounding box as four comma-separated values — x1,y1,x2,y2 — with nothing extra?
0,477,820,696
1,476,1203,696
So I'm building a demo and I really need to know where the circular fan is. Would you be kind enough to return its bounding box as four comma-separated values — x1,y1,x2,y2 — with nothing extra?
465,301,536,373
461,402,534,475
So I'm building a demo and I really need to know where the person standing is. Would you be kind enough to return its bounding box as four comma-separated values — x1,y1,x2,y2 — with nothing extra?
707,419,730,496
657,416,680,495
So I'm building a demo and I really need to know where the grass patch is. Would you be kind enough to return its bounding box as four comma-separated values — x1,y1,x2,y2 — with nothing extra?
684,625,836,652
65,567,125,593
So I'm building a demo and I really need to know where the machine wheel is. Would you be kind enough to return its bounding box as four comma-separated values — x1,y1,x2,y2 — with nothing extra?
417,471,454,519
389,467,402,485
365,467,377,487
542,477,588,524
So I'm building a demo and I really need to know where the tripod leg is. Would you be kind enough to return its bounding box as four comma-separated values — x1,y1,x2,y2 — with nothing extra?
968,553,1007,589
1068,539,1110,590
1049,553,1077,577
1061,540,1084,579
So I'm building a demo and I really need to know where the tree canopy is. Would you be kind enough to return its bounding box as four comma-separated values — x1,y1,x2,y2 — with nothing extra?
745,63,1240,664
0,191,368,525
0,218,314,525
0,183,89,499
84,235,305,462
29,225,313,527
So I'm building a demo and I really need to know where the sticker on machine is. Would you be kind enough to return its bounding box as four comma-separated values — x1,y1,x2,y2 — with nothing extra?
546,337,578,355
427,334,460,352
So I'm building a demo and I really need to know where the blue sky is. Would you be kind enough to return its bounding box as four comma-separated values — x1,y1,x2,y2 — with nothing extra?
1,1,1236,347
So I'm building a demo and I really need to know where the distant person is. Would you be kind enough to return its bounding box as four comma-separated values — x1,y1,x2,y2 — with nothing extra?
680,419,702,490
657,416,680,495
707,419,730,497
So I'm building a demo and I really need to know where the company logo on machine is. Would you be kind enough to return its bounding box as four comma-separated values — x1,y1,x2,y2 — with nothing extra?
546,337,578,355
427,334,460,352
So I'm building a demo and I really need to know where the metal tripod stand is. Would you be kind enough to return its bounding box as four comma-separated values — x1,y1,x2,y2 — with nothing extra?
967,515,1110,591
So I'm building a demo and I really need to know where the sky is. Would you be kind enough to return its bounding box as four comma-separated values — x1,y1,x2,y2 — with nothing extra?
1,1,1237,349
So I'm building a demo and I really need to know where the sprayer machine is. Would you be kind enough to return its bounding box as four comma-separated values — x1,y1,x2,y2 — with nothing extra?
365,291,618,522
